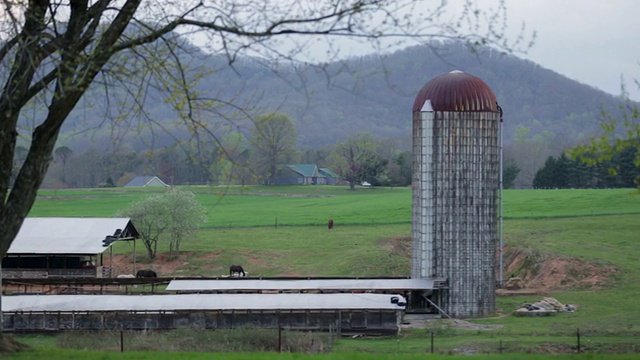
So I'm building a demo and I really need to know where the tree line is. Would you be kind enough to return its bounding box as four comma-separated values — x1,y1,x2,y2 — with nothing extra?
17,110,636,192
533,145,639,189
26,112,411,189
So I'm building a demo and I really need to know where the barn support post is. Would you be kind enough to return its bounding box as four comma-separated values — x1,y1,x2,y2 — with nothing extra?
498,110,504,288
109,245,113,278
133,238,137,275
0,261,3,331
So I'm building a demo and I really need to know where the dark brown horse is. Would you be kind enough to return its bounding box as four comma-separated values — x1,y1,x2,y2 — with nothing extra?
328,219,334,230
229,265,245,277
136,269,157,278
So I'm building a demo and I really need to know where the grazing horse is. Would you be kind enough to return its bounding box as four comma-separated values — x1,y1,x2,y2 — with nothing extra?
229,265,246,277
135,269,158,278
328,219,334,230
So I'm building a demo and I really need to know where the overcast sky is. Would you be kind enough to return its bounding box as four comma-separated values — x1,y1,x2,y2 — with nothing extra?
280,0,640,101
494,0,640,101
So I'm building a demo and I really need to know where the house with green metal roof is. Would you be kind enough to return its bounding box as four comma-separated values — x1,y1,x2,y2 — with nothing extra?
273,164,339,185
318,167,339,185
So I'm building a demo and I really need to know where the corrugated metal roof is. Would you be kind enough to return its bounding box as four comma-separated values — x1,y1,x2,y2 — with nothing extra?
2,293,407,312
287,164,320,177
124,176,168,187
166,278,444,291
318,168,339,178
7,218,136,255
413,70,498,113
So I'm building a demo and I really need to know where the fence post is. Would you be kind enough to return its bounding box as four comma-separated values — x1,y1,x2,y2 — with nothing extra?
576,327,581,353
120,330,124,352
278,326,282,352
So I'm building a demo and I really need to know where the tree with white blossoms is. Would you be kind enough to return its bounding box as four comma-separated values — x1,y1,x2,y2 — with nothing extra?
119,187,206,260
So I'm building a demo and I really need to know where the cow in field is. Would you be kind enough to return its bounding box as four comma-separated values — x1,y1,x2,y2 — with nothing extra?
136,269,158,278
229,265,246,277
328,219,334,230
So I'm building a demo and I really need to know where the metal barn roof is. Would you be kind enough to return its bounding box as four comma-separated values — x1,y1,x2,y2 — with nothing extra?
166,278,445,292
124,176,168,187
287,164,320,177
7,217,137,255
318,168,339,178
413,70,498,113
2,293,407,312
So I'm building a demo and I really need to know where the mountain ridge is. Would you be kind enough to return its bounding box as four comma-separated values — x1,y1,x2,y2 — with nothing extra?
50,41,630,153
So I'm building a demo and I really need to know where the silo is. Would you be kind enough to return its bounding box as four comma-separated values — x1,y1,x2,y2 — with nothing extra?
411,70,501,317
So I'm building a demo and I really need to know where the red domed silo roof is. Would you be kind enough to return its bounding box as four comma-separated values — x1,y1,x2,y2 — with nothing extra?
413,70,498,112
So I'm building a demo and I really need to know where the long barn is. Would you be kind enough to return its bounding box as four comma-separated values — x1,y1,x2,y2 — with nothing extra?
2,293,407,334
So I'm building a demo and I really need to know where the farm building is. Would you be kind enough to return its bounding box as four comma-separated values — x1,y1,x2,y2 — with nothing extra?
273,164,339,185
411,71,502,317
124,176,169,187
2,293,407,333
1,217,140,279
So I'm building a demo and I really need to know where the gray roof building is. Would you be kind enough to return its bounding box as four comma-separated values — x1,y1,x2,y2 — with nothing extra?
166,278,446,292
124,176,169,187
3,217,140,279
2,293,407,312
8,217,138,255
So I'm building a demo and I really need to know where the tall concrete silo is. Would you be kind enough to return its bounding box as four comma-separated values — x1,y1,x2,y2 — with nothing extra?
411,70,501,317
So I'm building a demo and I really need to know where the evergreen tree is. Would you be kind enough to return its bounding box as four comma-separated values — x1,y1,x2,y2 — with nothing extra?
533,156,557,188
503,160,520,189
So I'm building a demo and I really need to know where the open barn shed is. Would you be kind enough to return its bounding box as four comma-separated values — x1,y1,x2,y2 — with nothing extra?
2,217,139,279
2,293,407,334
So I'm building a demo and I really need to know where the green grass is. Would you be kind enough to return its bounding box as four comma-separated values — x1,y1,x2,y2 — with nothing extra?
5,347,640,359
111,224,411,277
30,187,639,227
31,186,412,227
502,188,640,218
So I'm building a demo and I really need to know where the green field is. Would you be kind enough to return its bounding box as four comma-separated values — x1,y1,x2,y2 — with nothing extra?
5,186,640,357
30,187,640,226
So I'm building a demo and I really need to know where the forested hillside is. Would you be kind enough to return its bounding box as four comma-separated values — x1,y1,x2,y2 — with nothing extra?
43,41,629,151
24,41,635,188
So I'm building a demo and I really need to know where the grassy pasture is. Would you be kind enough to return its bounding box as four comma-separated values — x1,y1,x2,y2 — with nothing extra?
32,186,412,226
30,186,639,226
12,186,640,356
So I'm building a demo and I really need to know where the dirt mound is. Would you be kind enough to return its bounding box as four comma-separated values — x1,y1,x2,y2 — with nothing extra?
383,235,411,257
502,245,619,292
108,252,204,277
